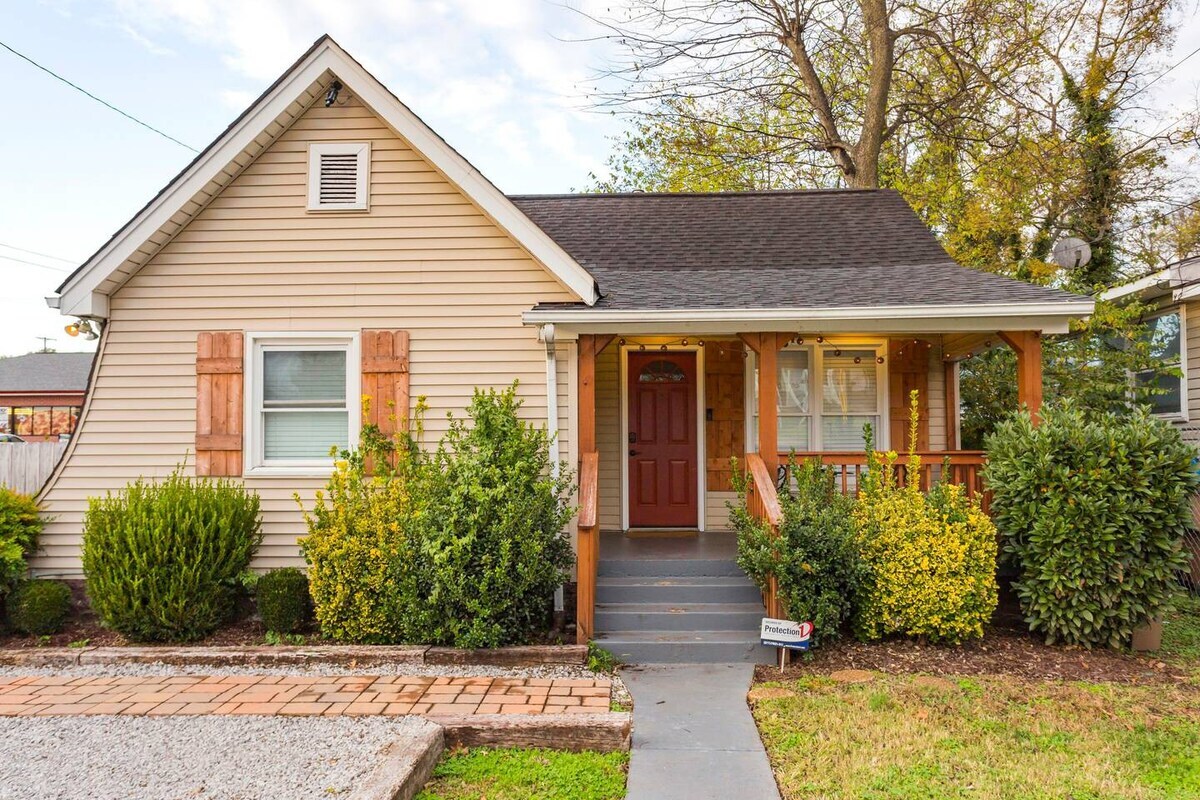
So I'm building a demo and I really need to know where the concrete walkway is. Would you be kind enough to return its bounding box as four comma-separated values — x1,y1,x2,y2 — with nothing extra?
622,663,780,800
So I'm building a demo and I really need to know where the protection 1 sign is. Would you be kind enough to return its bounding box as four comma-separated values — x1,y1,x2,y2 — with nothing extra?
760,618,813,651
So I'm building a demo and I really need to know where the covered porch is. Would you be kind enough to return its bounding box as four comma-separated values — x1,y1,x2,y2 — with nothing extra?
566,326,1047,644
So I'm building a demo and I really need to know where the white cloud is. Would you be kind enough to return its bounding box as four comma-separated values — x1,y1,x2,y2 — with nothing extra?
101,0,624,190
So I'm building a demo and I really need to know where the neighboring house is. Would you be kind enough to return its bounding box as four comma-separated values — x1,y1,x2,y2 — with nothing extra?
0,352,94,441
1103,256,1199,443
36,37,1092,640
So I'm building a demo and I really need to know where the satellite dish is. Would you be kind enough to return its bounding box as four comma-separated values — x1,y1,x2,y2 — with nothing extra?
1052,237,1093,270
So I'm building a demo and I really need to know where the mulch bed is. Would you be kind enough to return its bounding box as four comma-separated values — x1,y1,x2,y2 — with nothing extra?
0,616,271,650
756,624,1192,687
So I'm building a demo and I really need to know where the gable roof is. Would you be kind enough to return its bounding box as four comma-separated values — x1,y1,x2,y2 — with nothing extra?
52,35,598,317
512,190,1090,315
0,352,94,394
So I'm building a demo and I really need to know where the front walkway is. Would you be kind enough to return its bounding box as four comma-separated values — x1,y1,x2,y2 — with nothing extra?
622,663,779,800
0,674,610,717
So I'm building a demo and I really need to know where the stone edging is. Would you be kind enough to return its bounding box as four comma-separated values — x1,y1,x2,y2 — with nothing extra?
350,722,445,800
0,644,588,669
350,712,632,800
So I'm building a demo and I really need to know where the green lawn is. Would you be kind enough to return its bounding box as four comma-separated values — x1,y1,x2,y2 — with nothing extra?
414,747,628,800
1161,594,1200,670
753,673,1200,799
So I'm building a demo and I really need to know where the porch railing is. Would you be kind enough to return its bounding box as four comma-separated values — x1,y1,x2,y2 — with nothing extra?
576,451,600,645
779,450,990,513
744,453,785,619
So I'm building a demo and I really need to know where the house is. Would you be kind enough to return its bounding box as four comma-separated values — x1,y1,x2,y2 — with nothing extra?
1103,256,1198,442
37,36,1092,655
0,352,93,441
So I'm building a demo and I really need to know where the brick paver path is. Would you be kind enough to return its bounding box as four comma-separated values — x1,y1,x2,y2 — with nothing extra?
0,675,612,717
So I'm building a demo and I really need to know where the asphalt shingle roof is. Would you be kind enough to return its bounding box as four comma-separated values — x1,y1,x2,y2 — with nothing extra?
0,352,94,393
509,189,1084,311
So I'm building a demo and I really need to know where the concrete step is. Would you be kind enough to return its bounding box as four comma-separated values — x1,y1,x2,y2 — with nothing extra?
596,577,763,605
597,631,775,664
597,558,747,578
596,603,766,632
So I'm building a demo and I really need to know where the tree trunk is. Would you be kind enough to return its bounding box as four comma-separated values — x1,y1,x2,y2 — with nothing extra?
851,0,894,189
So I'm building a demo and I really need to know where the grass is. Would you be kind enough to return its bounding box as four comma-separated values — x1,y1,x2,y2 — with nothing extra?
1161,594,1200,667
752,674,1200,799
414,747,628,800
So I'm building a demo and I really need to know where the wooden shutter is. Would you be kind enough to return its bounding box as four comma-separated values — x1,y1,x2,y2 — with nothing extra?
196,332,244,477
361,330,410,437
888,338,930,452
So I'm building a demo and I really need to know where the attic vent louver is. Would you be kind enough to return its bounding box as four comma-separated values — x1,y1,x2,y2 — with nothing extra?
308,142,370,211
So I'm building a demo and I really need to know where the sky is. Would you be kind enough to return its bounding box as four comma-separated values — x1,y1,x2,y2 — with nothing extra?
1,0,1198,359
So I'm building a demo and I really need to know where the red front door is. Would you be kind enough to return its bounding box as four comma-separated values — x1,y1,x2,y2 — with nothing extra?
627,351,698,528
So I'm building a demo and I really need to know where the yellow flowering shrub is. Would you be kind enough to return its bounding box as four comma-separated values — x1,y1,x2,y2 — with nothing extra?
853,391,998,644
298,398,427,644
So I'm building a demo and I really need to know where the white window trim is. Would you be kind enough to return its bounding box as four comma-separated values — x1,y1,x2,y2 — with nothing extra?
307,142,370,211
745,338,890,453
243,331,361,477
1145,304,1188,423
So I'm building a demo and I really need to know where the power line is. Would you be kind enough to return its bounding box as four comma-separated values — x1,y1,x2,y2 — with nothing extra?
0,242,75,264
0,253,71,272
0,39,199,153
1129,42,1200,100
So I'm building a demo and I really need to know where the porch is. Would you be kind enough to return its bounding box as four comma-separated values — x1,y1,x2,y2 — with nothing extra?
571,329,1045,647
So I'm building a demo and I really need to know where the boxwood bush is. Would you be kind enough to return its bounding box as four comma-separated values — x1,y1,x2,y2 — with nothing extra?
255,567,313,634
853,394,998,644
0,488,43,606
985,404,1198,647
7,579,71,635
82,469,261,642
733,457,861,645
302,384,574,648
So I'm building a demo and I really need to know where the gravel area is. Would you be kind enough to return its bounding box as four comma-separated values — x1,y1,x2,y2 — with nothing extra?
0,714,437,799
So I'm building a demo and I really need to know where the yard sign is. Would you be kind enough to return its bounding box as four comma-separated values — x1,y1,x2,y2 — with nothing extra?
760,618,813,651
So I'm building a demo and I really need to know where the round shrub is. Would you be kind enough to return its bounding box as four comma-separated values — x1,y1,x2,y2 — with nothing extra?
256,568,313,633
0,488,43,602
853,395,998,644
985,404,1198,648
7,579,71,635
301,385,574,648
733,458,861,645
82,469,261,642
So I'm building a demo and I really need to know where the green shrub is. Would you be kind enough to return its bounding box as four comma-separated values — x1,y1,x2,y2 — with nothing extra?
82,469,261,642
301,384,575,648
984,404,1198,648
0,488,43,603
732,457,861,645
255,568,313,634
300,401,426,644
853,392,998,644
7,579,71,635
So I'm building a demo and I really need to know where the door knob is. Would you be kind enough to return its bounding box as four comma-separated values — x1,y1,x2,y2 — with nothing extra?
629,449,640,456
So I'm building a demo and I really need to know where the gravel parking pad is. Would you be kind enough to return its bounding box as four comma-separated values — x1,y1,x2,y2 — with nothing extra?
0,714,438,799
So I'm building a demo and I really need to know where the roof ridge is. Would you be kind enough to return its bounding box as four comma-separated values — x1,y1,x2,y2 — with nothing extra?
507,188,895,200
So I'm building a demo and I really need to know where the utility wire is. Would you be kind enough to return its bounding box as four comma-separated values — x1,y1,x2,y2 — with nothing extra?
0,39,199,152
0,242,75,264
0,253,71,272
1116,197,1200,234
1129,42,1200,100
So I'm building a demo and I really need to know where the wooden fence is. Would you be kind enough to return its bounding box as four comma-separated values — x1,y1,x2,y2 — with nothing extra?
0,441,68,495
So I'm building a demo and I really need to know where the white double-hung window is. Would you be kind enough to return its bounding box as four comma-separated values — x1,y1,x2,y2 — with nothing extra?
1137,307,1187,419
246,333,359,474
750,342,887,452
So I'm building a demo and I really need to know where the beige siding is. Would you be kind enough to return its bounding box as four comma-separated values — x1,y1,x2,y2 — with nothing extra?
1179,300,1200,445
927,340,947,451
35,95,577,576
596,344,622,530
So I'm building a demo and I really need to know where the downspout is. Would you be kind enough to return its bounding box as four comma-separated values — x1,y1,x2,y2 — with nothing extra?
540,323,566,622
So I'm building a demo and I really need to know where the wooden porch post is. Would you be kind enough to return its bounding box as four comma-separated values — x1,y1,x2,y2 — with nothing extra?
999,331,1043,422
739,333,787,473
575,334,613,645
